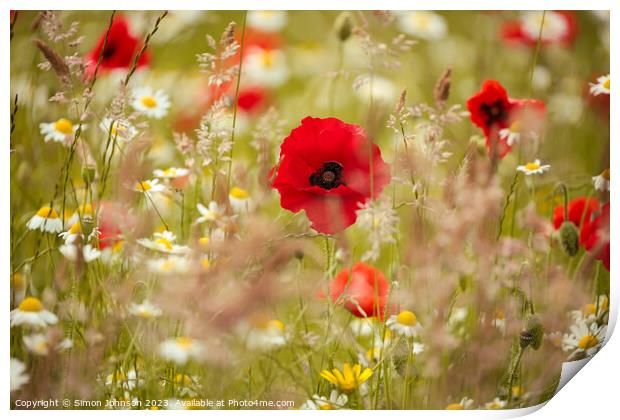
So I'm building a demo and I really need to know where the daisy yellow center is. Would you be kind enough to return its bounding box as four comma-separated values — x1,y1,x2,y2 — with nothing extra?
261,50,274,68
603,79,610,89
411,12,431,29
176,337,193,349
267,319,285,331
509,121,521,132
113,240,125,253
175,373,191,385
230,187,250,199
18,297,44,312
397,310,417,326
136,181,152,191
155,238,173,251
578,334,599,350
200,259,210,269
524,162,541,171
79,204,93,216
512,386,523,397
446,403,464,410
319,404,334,410
198,237,210,247
36,207,59,219
494,308,505,320
140,96,158,108
35,341,48,353
602,168,610,181
54,118,74,134
582,304,597,316
68,222,82,234
11,273,25,288
160,260,177,271
163,168,177,177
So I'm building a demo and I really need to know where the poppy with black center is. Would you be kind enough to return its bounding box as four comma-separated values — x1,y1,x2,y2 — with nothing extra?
271,117,390,234
85,15,149,79
466,80,546,159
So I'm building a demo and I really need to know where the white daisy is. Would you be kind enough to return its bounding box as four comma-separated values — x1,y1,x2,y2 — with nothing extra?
153,167,190,179
100,117,138,142
172,374,201,398
196,201,225,224
498,121,523,146
354,75,397,106
104,369,142,390
241,317,288,351
491,308,506,333
589,74,610,96
446,397,474,410
412,342,426,355
23,333,70,356
147,255,190,274
386,310,423,337
571,296,609,324
26,206,64,233
301,390,348,410
396,11,447,41
484,397,507,410
59,244,101,263
10,358,29,391
247,10,287,32
131,87,171,119
159,337,205,365
592,168,610,192
516,159,550,176
128,300,163,319
521,11,569,43
228,187,253,214
562,319,607,358
133,178,165,194
11,273,27,303
244,47,289,88
349,317,376,337
66,203,95,226
23,333,52,356
10,297,58,328
138,230,189,254
39,118,79,144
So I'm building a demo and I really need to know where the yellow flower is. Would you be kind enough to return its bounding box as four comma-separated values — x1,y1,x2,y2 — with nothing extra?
320,363,373,392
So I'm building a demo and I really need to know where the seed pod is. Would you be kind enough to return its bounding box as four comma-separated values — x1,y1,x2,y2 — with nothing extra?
81,166,96,185
525,314,544,350
334,12,353,42
519,330,533,349
559,221,580,257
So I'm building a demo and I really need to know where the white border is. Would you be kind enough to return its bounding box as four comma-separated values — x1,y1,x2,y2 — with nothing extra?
3,1,617,418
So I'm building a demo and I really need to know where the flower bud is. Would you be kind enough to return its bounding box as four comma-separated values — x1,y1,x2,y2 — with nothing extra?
521,314,544,350
559,221,579,257
334,12,353,42
81,166,96,185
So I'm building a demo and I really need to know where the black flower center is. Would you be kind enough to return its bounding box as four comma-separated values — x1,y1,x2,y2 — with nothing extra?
102,43,117,60
480,99,507,127
309,161,345,190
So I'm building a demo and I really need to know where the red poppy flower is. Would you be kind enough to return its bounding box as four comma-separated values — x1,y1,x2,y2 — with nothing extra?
85,15,149,78
466,80,546,159
501,11,578,48
553,196,600,245
321,262,390,319
581,202,610,271
97,201,134,249
237,86,269,115
271,117,390,234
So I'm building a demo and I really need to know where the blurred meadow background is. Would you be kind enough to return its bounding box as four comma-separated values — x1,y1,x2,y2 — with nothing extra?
10,10,610,410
